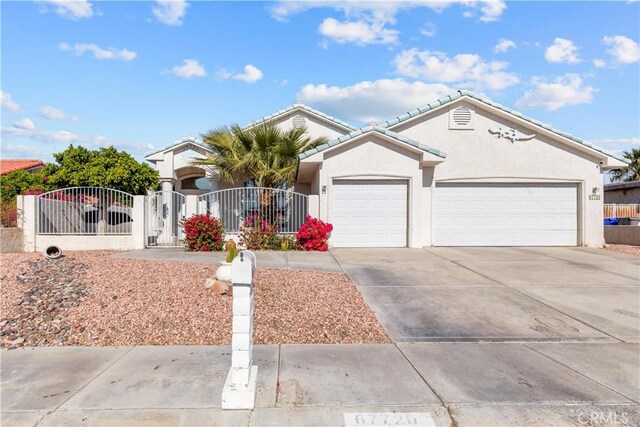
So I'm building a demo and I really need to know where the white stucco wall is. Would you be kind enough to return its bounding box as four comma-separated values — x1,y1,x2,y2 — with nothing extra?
389,100,606,247
313,135,431,248
270,111,350,141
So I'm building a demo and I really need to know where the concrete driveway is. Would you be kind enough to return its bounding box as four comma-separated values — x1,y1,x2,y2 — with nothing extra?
332,247,640,343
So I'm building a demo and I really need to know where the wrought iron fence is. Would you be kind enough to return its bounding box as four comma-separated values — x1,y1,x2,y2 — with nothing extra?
37,187,134,235
145,191,186,247
604,204,640,218
198,187,308,234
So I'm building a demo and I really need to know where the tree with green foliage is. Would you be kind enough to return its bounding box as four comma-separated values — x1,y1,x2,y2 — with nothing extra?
610,147,640,182
0,169,50,203
43,145,159,194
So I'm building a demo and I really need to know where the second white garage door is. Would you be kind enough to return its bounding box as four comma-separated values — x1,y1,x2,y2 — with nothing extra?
331,180,407,247
434,183,578,246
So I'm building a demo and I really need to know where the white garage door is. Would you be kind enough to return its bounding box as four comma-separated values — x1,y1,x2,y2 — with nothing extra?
331,180,407,247
434,183,578,246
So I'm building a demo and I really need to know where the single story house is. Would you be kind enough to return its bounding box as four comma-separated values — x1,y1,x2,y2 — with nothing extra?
145,90,627,248
604,180,640,204
0,159,44,175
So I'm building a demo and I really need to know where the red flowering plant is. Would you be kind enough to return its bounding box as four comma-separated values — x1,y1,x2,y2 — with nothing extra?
181,214,224,252
0,201,18,227
296,215,333,251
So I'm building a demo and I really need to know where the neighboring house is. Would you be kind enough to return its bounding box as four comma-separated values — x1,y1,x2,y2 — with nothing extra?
145,90,627,248
0,159,44,175
604,181,640,204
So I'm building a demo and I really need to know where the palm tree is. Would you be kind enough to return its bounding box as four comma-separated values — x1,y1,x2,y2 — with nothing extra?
195,121,327,187
194,121,328,224
610,147,640,182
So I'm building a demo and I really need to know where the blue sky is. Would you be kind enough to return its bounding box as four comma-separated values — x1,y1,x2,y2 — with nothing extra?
1,0,639,164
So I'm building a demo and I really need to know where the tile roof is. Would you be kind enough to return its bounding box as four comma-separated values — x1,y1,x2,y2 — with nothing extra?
0,159,45,175
244,102,357,131
146,104,357,158
380,89,629,164
604,180,640,191
299,126,447,160
145,137,211,157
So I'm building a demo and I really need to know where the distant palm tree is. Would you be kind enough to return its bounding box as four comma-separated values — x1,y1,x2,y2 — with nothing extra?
610,147,640,182
195,122,327,188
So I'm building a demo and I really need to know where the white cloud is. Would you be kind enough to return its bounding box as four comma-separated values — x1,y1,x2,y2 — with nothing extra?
270,1,505,46
494,38,516,53
152,0,188,26
38,0,93,20
593,59,607,68
1,91,21,112
218,64,263,83
544,38,581,64
394,48,519,91
269,1,506,24
517,74,596,111
171,59,206,78
59,42,136,61
603,35,640,64
0,143,52,161
297,78,452,123
39,105,77,121
420,22,437,37
14,119,36,130
319,17,398,45
1,123,154,155
590,137,639,154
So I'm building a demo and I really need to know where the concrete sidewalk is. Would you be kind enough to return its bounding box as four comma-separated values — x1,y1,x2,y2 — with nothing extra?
112,249,343,273
2,344,638,427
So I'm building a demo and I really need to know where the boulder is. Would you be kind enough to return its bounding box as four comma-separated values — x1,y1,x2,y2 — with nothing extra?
212,280,232,296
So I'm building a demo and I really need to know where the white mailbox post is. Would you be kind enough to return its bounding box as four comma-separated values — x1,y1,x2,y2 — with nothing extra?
222,250,258,409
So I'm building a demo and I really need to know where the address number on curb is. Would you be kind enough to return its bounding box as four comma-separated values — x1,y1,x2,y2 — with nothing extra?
343,413,436,427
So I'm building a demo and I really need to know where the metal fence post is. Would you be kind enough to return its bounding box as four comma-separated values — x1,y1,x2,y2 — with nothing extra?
222,250,258,409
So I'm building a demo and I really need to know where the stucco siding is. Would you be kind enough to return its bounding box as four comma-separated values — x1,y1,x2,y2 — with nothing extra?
271,111,349,141
316,135,430,248
391,102,605,247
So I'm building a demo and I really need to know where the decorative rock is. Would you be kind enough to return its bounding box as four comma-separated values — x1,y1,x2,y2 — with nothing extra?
212,280,232,296
0,257,88,349
204,278,216,289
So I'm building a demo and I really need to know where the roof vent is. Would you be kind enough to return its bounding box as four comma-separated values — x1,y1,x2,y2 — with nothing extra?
292,115,306,129
449,105,475,130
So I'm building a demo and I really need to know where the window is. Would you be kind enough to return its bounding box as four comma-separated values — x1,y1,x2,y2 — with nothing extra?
181,177,211,190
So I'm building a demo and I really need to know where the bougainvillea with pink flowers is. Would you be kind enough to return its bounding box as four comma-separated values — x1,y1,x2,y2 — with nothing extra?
239,213,281,250
182,214,224,252
296,215,333,251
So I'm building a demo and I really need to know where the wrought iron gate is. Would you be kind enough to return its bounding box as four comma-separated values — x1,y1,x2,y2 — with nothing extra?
145,191,186,248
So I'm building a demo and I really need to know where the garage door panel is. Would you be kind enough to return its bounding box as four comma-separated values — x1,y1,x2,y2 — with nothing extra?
435,183,578,246
331,180,407,248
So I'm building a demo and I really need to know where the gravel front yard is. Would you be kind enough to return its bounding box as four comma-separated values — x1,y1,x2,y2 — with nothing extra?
604,244,640,257
0,251,389,348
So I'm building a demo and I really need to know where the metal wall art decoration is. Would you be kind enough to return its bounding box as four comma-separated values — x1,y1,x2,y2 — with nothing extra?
488,126,536,143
